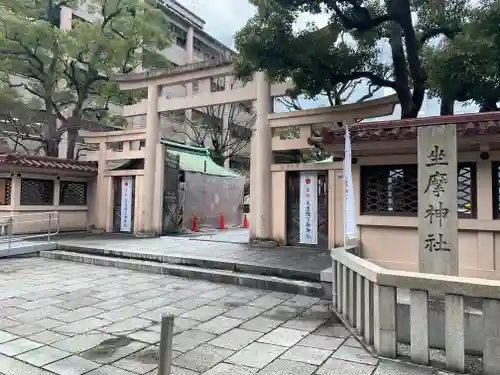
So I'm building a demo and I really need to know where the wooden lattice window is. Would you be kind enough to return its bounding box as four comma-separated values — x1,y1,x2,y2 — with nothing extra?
360,163,476,217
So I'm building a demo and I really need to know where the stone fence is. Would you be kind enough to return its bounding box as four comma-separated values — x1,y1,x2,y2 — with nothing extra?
331,246,500,374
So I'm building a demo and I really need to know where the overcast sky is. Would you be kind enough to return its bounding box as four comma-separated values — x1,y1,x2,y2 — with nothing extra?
175,0,330,49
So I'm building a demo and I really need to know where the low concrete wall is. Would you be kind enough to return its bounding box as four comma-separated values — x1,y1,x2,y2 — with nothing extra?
396,289,483,355
320,268,484,354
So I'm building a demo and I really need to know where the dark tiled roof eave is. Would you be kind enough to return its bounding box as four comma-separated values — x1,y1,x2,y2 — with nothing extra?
0,154,98,174
313,112,500,145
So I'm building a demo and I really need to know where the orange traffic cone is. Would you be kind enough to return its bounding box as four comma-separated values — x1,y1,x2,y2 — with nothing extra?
219,215,227,230
242,214,249,228
192,215,199,232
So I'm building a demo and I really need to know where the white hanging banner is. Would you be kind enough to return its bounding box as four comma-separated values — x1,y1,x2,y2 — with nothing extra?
120,177,133,232
344,125,357,244
299,171,318,244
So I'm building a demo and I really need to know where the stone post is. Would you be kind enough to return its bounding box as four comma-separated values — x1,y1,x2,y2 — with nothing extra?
250,71,272,240
143,85,161,235
417,124,458,275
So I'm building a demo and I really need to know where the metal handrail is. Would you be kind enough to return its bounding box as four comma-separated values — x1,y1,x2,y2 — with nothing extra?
0,212,60,249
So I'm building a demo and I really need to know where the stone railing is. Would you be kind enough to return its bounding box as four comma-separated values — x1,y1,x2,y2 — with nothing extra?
331,246,500,374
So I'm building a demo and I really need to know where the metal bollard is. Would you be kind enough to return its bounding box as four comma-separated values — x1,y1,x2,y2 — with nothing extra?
158,314,174,375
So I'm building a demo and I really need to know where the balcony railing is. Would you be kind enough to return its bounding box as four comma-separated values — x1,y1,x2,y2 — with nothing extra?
331,245,500,374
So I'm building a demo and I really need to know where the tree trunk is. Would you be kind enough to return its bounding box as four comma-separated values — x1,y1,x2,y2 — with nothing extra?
479,98,499,112
65,128,78,160
440,98,454,115
45,139,59,157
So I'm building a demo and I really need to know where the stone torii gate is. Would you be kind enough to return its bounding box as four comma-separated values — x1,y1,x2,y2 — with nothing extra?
113,58,399,241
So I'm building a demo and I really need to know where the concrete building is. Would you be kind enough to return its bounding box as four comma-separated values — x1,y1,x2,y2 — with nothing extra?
67,0,251,169
2,0,252,170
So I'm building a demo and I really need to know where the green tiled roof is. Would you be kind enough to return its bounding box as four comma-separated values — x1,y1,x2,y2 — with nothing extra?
161,139,241,178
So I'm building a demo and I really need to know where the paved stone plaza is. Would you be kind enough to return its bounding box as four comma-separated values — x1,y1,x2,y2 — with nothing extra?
0,257,439,375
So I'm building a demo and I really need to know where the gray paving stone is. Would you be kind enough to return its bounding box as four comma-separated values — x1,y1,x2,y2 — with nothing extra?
172,318,201,333
27,330,68,345
12,306,69,322
0,307,27,318
239,317,281,333
0,338,43,356
56,297,103,310
226,342,287,369
173,344,234,372
223,306,267,321
55,307,105,323
264,305,305,321
248,296,283,309
18,298,65,310
209,328,262,351
298,334,345,350
258,359,317,375
316,358,375,375
139,306,186,321
257,327,308,347
33,318,65,330
0,352,55,375
314,322,351,338
97,306,146,322
280,345,332,365
180,306,227,322
54,317,111,335
100,317,153,335
43,355,101,375
0,331,18,344
171,297,212,310
5,324,45,336
127,330,160,344
0,298,29,308
113,346,160,374
16,345,70,366
93,298,135,311
373,360,433,375
52,332,117,353
344,337,363,348
173,329,216,352
282,296,320,308
133,296,175,310
169,366,200,375
80,340,147,364
0,318,20,329
196,316,243,335
282,317,327,332
202,362,257,375
331,345,379,366
85,365,137,375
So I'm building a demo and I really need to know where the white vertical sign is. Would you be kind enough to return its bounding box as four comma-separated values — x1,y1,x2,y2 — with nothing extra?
299,171,318,244
344,125,357,244
120,177,133,232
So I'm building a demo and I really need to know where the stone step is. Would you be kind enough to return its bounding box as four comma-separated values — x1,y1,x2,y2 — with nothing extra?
40,250,325,297
54,244,321,282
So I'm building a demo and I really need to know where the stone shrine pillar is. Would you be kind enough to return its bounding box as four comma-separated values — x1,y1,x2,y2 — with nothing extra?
417,124,458,275
143,85,161,235
250,71,272,240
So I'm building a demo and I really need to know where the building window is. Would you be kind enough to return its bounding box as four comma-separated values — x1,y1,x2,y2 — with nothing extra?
20,179,54,205
360,163,476,217
60,181,87,205
0,178,12,205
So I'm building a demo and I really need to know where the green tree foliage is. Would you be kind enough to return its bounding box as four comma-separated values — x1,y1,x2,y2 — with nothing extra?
424,0,500,113
0,0,171,158
234,0,469,118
